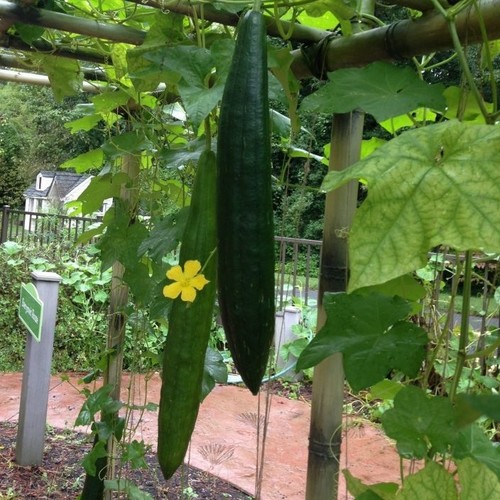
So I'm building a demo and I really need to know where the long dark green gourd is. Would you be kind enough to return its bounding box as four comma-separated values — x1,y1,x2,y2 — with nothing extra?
157,150,217,479
217,10,275,395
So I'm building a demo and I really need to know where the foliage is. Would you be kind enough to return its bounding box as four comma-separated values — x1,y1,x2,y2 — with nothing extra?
3,0,500,497
0,242,110,372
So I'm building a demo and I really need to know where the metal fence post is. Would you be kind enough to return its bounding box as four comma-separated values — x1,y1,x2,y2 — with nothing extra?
1,205,10,243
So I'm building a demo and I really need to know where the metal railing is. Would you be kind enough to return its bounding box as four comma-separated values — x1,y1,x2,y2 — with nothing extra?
1,205,322,306
0,205,101,250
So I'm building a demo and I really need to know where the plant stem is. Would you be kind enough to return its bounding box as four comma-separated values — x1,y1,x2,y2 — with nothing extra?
449,250,473,402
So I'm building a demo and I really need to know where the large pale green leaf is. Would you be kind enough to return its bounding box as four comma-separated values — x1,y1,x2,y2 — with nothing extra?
40,55,83,101
458,457,500,498
296,292,427,391
381,386,459,459
397,461,458,500
321,121,500,291
453,424,500,478
60,149,104,173
300,62,446,122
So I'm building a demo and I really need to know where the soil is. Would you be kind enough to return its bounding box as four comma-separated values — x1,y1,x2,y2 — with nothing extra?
0,421,251,499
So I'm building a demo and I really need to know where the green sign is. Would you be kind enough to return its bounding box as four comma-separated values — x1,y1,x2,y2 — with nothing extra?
19,283,43,342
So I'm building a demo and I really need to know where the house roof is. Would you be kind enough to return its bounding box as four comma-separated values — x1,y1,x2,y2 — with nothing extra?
24,171,91,199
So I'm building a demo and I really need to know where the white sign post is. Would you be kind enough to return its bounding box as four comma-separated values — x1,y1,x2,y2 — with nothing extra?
16,271,61,466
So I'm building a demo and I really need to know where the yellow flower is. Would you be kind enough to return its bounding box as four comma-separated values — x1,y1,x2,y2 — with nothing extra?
163,260,209,303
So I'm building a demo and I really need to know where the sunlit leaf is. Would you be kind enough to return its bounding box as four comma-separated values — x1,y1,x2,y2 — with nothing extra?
40,56,83,101
296,292,427,391
61,149,104,173
301,62,446,122
321,121,500,291
381,386,459,459
379,108,437,135
397,461,458,500
458,457,500,496
444,86,493,123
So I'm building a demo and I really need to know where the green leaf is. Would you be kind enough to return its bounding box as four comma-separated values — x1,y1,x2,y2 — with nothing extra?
82,440,107,476
296,292,427,391
201,347,228,401
40,56,83,101
14,23,45,44
60,149,104,173
144,45,224,129
379,109,437,135
91,90,130,113
303,0,355,19
443,86,493,124
78,172,130,215
123,440,148,470
123,262,156,306
455,394,500,427
458,457,500,497
138,209,189,263
98,205,149,270
343,469,398,499
453,425,500,478
368,379,404,402
104,479,153,500
64,114,102,133
397,461,458,499
381,386,459,459
321,121,500,291
301,62,446,122
102,131,153,158
75,385,114,426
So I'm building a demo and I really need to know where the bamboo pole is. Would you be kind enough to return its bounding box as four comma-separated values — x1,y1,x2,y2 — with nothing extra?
1,0,500,78
0,0,145,44
80,151,140,499
291,0,500,78
305,111,364,500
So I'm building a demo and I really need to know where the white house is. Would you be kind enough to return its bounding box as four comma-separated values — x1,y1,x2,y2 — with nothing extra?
24,171,112,214
23,171,112,231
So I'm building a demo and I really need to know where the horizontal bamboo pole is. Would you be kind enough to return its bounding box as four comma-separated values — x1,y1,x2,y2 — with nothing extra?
0,67,102,92
291,0,500,78
0,0,145,45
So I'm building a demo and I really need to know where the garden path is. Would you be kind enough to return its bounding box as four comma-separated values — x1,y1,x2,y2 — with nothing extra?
0,372,405,499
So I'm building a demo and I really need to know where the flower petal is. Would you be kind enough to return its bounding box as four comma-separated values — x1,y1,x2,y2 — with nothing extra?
180,286,196,302
166,265,184,281
163,282,182,299
183,260,202,279
191,274,209,290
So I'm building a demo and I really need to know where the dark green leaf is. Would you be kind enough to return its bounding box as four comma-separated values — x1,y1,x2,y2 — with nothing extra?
301,62,446,122
82,440,107,476
138,209,189,262
296,292,427,391
381,386,459,459
455,394,500,427
75,385,114,426
78,172,130,216
201,347,228,401
123,440,148,470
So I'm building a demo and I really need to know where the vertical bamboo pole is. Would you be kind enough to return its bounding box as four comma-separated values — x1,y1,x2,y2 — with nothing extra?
305,111,364,500
81,152,140,499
